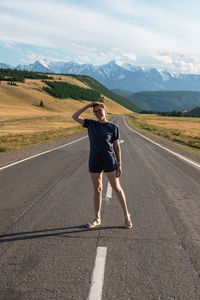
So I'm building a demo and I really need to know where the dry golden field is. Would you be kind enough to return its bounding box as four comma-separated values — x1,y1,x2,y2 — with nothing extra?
126,114,200,151
0,76,131,152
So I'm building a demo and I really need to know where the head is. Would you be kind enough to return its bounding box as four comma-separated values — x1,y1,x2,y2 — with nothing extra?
93,103,107,121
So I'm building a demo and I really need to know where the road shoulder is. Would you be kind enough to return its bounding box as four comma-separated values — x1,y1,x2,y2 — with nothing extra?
124,115,200,164
0,131,87,168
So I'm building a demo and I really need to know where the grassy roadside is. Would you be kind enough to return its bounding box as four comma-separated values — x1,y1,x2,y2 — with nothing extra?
0,113,117,153
125,114,200,151
0,125,86,152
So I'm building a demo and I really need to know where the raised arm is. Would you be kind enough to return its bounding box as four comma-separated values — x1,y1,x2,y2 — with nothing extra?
72,101,101,126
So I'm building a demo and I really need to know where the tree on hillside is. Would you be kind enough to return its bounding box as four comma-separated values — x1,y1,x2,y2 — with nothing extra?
43,80,102,102
39,100,44,107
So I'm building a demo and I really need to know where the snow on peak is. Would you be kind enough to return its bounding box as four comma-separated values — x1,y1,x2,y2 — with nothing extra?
37,58,52,69
157,69,180,81
122,63,142,72
104,60,118,67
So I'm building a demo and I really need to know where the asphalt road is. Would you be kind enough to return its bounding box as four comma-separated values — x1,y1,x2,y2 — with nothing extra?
0,115,200,300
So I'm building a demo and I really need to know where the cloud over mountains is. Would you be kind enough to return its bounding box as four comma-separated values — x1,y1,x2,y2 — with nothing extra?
1,0,200,72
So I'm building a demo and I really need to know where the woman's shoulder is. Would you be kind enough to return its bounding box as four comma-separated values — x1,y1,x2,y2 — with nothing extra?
107,121,119,128
83,118,97,128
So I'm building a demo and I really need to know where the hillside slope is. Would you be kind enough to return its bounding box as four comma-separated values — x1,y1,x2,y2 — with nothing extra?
0,80,132,117
0,68,140,112
113,90,200,111
69,75,141,112
0,73,133,151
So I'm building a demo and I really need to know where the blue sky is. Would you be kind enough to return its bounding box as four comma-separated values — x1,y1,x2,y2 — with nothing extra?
0,0,200,72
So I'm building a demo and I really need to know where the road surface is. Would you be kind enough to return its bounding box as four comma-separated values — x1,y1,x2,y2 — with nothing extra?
0,115,200,300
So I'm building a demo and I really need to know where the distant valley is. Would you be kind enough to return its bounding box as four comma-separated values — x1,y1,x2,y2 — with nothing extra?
112,90,200,112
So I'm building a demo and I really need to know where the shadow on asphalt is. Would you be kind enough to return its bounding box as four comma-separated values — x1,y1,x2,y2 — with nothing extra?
0,225,125,243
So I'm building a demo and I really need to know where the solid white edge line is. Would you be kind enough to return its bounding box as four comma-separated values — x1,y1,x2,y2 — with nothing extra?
0,135,87,171
88,247,107,300
123,115,200,170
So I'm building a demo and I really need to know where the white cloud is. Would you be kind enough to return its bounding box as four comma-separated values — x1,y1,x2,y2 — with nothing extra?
20,50,71,65
154,53,173,65
75,55,91,64
3,42,20,51
20,51,46,64
154,52,200,73
0,1,176,54
1,0,200,72
122,52,136,62
98,50,136,65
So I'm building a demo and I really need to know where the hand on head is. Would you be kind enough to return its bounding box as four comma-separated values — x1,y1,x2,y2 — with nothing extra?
90,101,101,107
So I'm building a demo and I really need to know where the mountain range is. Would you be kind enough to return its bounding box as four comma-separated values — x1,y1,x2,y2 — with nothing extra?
1,59,200,93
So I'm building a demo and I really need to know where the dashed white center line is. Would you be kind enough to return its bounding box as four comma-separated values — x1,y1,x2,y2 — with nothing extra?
104,138,124,203
88,247,107,300
105,181,112,203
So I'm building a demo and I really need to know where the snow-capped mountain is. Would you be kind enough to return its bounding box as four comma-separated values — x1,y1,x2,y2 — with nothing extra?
0,63,13,69
16,58,66,73
2,59,200,92
121,63,142,72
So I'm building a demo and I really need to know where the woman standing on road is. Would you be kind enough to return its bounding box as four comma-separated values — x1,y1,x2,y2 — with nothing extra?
72,101,132,229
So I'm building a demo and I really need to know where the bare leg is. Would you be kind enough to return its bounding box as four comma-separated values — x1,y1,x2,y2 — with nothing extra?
105,170,132,228
90,172,103,219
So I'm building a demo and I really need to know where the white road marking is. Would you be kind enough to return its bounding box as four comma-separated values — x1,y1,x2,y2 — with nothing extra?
105,181,112,203
123,116,200,170
88,247,107,300
0,136,87,171
104,139,124,202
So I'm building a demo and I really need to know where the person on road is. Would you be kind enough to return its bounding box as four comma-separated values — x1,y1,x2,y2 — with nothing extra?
72,101,132,229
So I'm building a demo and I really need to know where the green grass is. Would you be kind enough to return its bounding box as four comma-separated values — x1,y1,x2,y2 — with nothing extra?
126,115,200,150
0,145,11,153
0,126,86,152
0,112,116,153
69,75,141,112
128,91,200,112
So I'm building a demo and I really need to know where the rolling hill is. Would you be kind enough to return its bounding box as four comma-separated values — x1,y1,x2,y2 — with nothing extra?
0,68,140,113
112,90,200,112
69,74,140,112
0,71,137,151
